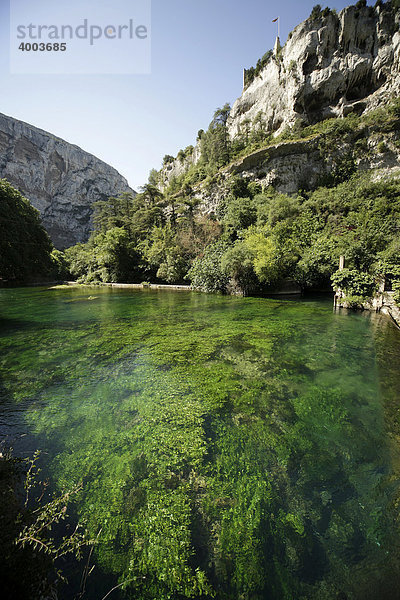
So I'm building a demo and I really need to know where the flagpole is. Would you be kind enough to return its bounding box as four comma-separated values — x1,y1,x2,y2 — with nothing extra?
272,17,280,39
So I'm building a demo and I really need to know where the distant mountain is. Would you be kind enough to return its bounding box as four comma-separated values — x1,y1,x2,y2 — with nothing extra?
0,113,134,249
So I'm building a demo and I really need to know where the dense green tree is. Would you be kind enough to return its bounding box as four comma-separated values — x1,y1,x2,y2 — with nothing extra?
200,103,231,169
162,155,174,165
93,192,136,234
221,241,257,294
310,4,322,20
229,176,250,200
50,249,70,280
140,224,188,283
148,168,159,186
331,268,376,301
65,228,142,283
223,196,257,238
0,179,54,282
295,236,339,288
66,183,221,285
374,239,400,282
187,240,230,293
255,193,301,228
244,227,296,285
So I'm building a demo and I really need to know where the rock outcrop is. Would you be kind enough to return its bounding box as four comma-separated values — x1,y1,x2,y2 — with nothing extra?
159,2,400,192
229,3,400,137
0,112,134,249
160,144,201,191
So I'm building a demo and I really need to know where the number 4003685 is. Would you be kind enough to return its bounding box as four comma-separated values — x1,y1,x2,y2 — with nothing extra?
19,43,67,51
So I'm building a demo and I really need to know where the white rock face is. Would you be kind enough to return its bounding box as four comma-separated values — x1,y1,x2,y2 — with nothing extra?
158,4,400,192
159,143,201,191
0,113,134,248
228,4,400,138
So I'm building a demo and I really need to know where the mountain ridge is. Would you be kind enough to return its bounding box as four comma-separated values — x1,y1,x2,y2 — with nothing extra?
0,111,134,249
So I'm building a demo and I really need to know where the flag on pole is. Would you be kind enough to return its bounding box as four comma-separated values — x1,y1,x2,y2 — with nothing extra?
272,17,280,38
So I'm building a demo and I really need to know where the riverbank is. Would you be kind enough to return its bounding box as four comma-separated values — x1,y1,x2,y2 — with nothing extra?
380,292,400,330
51,278,306,295
50,281,192,291
334,290,400,330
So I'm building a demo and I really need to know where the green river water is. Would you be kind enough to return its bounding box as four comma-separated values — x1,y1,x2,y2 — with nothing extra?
1,286,400,600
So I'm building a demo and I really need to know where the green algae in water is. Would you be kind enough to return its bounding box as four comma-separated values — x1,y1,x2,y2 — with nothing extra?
1,287,400,599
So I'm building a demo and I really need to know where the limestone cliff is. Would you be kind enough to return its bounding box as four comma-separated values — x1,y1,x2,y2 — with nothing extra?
229,2,400,137
160,144,201,191
0,113,134,249
159,2,400,192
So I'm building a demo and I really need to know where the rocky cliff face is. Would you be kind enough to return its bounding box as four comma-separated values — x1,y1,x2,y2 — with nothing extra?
193,129,400,215
159,144,201,191
159,2,400,192
229,3,400,137
0,113,134,249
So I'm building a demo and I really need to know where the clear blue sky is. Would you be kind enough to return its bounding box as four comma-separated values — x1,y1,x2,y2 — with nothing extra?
0,0,370,191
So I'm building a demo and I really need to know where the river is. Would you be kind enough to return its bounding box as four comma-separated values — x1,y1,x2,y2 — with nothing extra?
1,286,400,600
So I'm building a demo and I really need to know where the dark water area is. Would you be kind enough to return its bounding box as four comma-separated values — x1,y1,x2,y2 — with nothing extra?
1,286,400,600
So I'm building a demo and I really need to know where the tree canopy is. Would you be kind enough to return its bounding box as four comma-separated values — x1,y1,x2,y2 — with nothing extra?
0,179,56,282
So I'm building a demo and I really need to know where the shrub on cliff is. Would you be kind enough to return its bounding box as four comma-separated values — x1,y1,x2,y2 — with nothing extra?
200,104,231,169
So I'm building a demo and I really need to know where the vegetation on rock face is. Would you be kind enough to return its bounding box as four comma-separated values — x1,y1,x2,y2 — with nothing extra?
200,103,231,169
0,179,65,283
60,95,400,307
158,93,400,204
243,50,273,89
64,165,400,301
309,4,336,21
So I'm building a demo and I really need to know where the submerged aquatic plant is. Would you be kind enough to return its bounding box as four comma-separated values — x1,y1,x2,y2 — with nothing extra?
1,287,400,599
